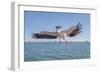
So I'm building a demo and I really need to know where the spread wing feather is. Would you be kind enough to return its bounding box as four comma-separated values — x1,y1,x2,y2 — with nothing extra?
32,22,82,39
32,31,58,39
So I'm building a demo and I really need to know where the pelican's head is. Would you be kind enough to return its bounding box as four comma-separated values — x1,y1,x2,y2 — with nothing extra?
55,26,62,30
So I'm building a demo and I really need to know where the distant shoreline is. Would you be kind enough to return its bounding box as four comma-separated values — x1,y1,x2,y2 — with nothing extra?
24,41,90,43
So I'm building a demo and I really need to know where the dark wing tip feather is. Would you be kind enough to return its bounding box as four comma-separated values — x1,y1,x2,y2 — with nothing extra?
68,22,83,37
32,33,39,38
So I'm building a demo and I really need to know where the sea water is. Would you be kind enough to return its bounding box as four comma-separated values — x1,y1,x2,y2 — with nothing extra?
24,42,90,62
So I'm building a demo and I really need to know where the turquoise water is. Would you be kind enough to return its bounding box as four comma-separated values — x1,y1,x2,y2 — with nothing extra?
24,42,90,62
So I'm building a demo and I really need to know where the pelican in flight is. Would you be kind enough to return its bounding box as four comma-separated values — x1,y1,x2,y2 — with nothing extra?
32,22,82,43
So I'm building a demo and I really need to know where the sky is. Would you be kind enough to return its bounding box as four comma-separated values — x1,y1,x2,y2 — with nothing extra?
24,11,90,42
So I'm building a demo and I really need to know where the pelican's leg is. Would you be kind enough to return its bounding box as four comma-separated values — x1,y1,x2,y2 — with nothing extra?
58,37,62,44
60,34,67,44
63,34,67,44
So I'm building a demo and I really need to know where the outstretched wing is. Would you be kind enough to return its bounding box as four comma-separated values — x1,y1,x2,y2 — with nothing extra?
68,22,82,37
32,31,58,39
62,22,82,37
32,22,82,39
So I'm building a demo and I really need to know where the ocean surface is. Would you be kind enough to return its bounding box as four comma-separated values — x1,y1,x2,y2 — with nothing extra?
24,42,90,62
